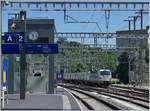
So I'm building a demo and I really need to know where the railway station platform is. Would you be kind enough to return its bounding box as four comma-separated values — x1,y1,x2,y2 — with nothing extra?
1,87,81,110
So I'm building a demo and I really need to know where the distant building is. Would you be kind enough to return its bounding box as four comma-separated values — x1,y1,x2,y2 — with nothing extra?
116,29,148,49
116,27,149,86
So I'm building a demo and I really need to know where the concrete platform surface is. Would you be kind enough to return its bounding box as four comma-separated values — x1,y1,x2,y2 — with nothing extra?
56,87,81,110
2,87,80,110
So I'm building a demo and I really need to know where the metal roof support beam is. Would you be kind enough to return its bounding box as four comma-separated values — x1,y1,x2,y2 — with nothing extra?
2,0,149,11
1,0,149,3
55,32,148,39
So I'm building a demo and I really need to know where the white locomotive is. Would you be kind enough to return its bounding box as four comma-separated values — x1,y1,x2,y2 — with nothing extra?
64,69,112,86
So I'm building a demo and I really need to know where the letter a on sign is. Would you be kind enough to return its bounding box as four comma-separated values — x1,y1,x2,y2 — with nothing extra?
7,35,13,42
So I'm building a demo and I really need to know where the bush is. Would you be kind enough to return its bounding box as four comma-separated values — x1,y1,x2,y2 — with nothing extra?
111,79,120,84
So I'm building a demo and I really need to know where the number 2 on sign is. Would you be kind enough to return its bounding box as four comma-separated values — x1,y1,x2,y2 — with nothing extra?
17,34,24,42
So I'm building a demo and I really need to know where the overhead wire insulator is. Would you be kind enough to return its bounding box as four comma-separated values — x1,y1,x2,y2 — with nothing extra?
93,3,96,8
141,4,144,9
45,3,47,8
27,3,30,8
109,3,112,8
125,3,128,8
53,3,55,8
36,3,39,8
133,4,136,9
61,3,63,8
19,3,21,8
77,3,80,8
69,3,71,8
85,3,88,8
10,2,13,7
20,10,26,21
117,4,120,8
101,3,104,8
105,10,110,33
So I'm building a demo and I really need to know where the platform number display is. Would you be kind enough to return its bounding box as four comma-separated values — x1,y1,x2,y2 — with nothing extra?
17,33,24,42
3,32,25,43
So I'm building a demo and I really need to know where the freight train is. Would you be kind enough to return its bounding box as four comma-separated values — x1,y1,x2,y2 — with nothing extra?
64,69,112,86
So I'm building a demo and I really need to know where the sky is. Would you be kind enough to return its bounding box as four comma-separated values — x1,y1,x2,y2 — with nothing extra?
2,10,148,32
2,2,149,45
2,1,149,32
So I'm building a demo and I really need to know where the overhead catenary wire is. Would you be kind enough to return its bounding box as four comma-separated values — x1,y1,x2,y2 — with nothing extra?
84,9,96,32
63,9,103,32
112,14,130,32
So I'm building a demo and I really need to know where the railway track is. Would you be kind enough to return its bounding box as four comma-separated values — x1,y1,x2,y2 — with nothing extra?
90,87,149,109
111,85,149,94
108,86,149,100
65,87,130,110
62,83,148,102
111,85,149,97
92,86,149,103
66,88,95,110
71,92,94,110
60,83,149,110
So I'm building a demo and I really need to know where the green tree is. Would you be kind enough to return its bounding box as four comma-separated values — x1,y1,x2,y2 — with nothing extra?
69,62,77,73
116,52,129,84
76,63,82,72
97,52,116,71
140,44,149,64
57,39,117,73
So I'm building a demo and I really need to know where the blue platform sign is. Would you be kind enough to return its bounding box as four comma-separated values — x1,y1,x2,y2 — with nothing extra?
2,44,20,54
57,73,64,80
25,44,58,54
2,43,58,54
3,32,25,43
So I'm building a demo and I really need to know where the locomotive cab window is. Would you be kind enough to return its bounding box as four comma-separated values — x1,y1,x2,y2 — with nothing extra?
100,71,111,75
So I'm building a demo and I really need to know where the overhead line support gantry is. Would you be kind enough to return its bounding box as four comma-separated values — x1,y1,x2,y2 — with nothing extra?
2,0,149,11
